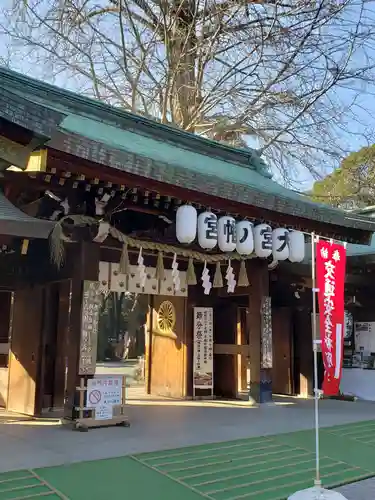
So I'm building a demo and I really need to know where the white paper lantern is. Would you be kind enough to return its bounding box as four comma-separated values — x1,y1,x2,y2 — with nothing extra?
272,228,290,261
218,216,236,252
176,205,197,244
254,224,272,258
236,220,254,255
288,230,305,263
197,212,218,249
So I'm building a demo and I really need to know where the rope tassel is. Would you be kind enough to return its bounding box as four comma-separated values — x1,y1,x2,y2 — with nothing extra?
186,257,197,285
213,262,223,288
119,243,130,275
155,251,165,281
238,260,249,287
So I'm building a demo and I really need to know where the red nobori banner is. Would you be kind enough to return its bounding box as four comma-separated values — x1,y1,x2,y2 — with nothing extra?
316,240,346,396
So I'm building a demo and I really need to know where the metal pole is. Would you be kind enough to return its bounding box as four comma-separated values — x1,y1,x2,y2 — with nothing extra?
311,232,322,489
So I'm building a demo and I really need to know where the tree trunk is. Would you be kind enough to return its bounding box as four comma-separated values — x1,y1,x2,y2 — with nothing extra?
169,0,197,130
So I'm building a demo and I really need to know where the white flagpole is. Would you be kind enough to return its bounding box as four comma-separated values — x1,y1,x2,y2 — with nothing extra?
311,232,322,489
288,236,348,500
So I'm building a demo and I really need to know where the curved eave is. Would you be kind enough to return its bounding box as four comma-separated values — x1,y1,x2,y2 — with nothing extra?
0,192,55,239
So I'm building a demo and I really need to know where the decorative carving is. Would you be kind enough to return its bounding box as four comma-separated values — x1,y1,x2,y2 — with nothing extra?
157,300,176,334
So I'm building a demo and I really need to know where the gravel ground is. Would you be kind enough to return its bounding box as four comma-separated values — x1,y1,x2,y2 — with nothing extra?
335,477,375,499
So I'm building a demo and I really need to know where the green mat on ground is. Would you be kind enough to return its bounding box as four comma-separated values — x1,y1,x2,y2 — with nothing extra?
2,420,375,500
36,457,202,500
134,422,375,500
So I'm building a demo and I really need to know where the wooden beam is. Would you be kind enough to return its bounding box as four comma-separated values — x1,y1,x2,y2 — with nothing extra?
117,202,172,217
214,344,250,356
0,117,34,145
275,264,375,288
0,135,32,169
6,149,47,173
1,171,70,197
27,149,47,172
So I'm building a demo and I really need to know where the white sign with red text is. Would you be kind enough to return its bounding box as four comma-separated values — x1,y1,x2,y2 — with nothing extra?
86,375,122,420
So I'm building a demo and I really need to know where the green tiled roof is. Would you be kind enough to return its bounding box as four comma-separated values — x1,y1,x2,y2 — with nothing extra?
346,235,375,257
0,191,54,239
330,207,375,257
60,114,302,200
1,67,375,239
0,68,271,177
303,232,375,262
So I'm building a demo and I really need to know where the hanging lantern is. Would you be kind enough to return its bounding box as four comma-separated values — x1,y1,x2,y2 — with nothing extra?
253,224,272,258
236,220,254,255
288,230,305,263
176,205,197,244
197,212,218,250
272,228,289,261
218,216,236,252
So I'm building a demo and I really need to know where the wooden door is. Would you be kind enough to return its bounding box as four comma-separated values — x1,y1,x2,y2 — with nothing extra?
213,302,237,399
7,287,44,415
149,295,187,398
53,281,72,409
272,307,293,395
237,307,249,395
0,292,11,407
294,309,313,397
41,283,60,410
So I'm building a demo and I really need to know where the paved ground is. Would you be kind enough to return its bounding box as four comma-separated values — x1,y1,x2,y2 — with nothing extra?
2,419,375,499
337,478,375,499
0,398,375,498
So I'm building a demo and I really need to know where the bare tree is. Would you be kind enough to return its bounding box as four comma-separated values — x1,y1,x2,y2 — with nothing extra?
1,0,375,183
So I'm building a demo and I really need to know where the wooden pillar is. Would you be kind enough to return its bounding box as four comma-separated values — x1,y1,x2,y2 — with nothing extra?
248,260,272,404
295,307,314,397
53,281,71,410
0,292,11,408
63,242,100,419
